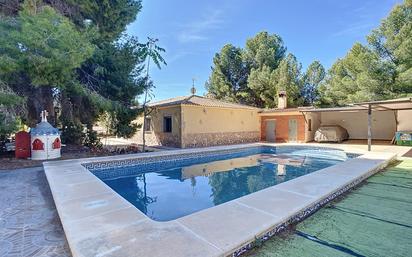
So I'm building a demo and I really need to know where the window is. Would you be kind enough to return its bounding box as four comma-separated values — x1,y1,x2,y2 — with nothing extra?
308,119,312,132
163,116,172,133
144,117,152,131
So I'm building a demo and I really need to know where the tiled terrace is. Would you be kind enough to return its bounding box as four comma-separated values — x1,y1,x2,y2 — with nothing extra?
0,167,70,257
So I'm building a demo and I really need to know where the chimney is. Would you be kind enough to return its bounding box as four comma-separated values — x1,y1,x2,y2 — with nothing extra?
278,91,287,109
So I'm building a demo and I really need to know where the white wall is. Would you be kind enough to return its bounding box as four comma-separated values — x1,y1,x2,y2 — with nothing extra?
304,112,321,142
397,110,412,131
320,110,396,140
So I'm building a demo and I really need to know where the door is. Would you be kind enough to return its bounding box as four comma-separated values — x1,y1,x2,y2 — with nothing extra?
288,119,298,142
266,120,276,142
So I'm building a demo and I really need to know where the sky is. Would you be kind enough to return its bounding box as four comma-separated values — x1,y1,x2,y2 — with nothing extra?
127,0,401,101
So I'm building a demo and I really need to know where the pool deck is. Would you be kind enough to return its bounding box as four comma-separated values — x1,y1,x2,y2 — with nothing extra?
0,167,70,257
245,159,412,257
42,143,407,257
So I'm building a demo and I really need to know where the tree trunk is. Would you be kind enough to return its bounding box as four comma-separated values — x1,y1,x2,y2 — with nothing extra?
27,86,54,126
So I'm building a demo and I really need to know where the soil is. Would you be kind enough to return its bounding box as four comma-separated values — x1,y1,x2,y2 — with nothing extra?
0,144,143,170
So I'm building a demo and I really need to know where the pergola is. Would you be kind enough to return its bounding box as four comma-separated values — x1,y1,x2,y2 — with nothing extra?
353,97,412,151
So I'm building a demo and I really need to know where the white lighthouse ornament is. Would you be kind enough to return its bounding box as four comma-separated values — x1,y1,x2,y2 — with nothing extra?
30,110,61,160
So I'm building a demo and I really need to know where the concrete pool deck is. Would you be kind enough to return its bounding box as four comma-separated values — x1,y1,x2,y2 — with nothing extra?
42,143,406,257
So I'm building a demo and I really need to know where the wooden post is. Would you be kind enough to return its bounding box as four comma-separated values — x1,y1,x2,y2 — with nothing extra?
368,104,372,151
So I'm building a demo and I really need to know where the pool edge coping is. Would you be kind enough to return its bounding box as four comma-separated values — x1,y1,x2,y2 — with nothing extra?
43,143,398,257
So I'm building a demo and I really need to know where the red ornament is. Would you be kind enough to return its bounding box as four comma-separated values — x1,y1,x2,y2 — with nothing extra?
52,138,61,149
32,139,44,150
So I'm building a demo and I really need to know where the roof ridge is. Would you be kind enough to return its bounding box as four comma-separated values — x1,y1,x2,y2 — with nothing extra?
149,94,259,109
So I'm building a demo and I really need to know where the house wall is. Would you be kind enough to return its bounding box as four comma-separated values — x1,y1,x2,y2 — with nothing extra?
320,110,396,140
181,105,260,148
260,114,306,142
134,106,182,147
397,110,412,131
304,112,321,142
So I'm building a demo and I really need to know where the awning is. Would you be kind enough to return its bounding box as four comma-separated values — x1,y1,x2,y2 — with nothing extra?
300,106,367,113
352,97,412,111
352,97,412,151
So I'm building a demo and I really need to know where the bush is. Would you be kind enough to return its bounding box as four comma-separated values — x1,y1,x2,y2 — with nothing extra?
61,121,84,145
84,129,102,149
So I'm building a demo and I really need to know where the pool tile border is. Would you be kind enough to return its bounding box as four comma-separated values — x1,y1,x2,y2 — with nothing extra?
43,143,397,257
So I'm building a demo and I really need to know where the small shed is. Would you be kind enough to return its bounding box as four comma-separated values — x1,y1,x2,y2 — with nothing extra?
30,110,61,160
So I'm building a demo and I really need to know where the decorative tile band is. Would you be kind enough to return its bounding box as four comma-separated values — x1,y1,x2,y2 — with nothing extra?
230,165,384,257
83,145,359,175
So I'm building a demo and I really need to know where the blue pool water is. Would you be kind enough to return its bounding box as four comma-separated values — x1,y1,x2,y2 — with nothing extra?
91,146,357,221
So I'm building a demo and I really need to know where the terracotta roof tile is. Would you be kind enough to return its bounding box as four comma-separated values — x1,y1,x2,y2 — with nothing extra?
148,95,259,110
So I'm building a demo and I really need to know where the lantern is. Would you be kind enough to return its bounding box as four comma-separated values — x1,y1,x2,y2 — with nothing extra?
30,110,61,160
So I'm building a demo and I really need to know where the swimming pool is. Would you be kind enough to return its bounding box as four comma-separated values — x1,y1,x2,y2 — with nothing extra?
88,146,358,221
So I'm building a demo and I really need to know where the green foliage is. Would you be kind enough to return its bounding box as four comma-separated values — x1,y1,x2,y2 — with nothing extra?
82,36,145,103
60,120,84,145
320,0,412,106
302,61,325,105
0,83,24,136
0,113,21,137
138,37,166,151
137,38,167,71
247,65,277,107
111,104,140,138
65,0,142,42
0,0,148,142
207,31,304,108
0,5,94,88
244,31,286,70
205,44,249,103
273,53,303,107
84,128,102,149
367,0,412,93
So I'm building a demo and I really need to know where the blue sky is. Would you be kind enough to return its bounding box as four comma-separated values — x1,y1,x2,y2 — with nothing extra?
127,0,401,101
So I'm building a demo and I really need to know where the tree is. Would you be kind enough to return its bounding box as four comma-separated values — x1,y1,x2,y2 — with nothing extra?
244,31,288,107
367,0,412,94
302,61,325,105
320,0,412,106
64,0,142,42
0,83,24,137
319,43,395,106
247,66,277,108
206,31,292,108
0,0,147,144
272,53,303,107
138,38,166,152
243,31,286,70
206,44,249,103
77,36,146,137
1,0,142,42
0,2,94,125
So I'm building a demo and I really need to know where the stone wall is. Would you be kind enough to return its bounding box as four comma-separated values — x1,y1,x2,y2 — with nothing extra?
182,131,260,148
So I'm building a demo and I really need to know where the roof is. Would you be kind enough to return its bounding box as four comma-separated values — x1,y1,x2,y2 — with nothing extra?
259,107,314,114
353,97,412,111
148,95,259,110
30,121,59,136
300,106,367,113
